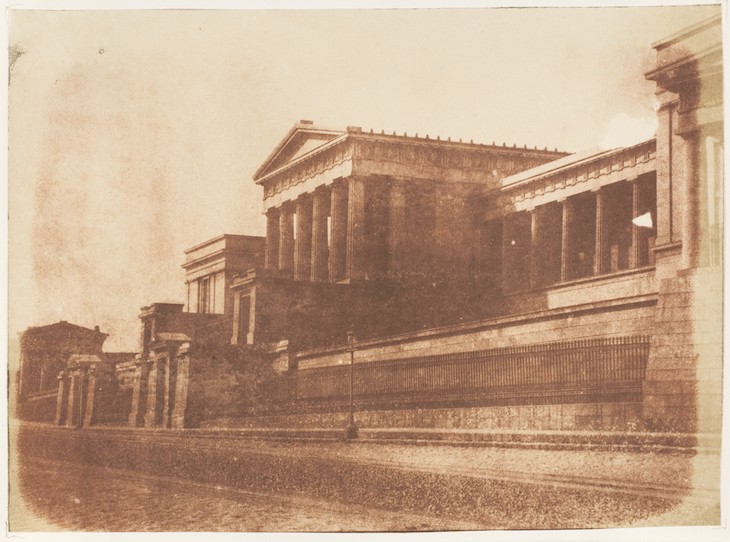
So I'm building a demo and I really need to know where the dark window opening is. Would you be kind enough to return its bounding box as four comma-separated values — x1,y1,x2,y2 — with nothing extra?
603,183,633,273
239,295,252,345
198,276,211,314
566,192,596,281
534,202,563,287
503,211,531,293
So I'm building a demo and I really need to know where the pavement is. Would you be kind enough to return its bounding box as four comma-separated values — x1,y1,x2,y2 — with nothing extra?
9,422,723,531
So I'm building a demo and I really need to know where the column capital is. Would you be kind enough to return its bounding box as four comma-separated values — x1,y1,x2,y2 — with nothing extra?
331,176,347,189
295,191,313,203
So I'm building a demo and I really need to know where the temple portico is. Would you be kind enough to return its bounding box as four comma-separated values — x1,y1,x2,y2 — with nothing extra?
255,122,567,286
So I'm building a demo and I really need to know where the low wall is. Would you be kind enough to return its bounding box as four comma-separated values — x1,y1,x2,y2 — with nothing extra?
19,391,58,423
216,401,644,432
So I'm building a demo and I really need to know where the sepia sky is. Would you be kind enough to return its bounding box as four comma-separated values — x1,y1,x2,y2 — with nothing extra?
8,4,722,350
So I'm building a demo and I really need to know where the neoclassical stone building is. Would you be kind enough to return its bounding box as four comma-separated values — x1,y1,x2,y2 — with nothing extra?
37,14,722,436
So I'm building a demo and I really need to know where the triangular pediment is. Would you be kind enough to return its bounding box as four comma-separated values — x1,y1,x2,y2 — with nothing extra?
254,122,345,182
24,320,106,337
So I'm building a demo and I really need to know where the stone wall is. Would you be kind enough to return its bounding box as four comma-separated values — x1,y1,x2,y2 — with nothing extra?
643,267,723,433
18,391,57,423
212,402,644,432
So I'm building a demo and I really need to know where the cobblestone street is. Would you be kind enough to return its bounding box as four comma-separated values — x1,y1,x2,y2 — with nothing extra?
12,457,479,532
10,424,721,532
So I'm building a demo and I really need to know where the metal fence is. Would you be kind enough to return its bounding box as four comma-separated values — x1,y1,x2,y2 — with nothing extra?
291,336,650,410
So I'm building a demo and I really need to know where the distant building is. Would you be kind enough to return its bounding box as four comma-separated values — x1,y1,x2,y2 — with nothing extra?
183,234,264,316
19,321,106,399
17,321,135,424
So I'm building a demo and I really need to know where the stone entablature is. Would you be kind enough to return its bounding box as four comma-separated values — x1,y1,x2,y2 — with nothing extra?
261,139,353,208
258,125,567,211
502,139,656,212
352,135,560,184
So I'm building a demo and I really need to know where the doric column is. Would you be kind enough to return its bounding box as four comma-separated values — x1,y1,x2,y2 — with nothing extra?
329,179,348,282
594,189,606,275
265,208,280,270
529,208,540,289
388,180,407,277
65,372,80,428
54,371,68,426
128,356,150,427
278,202,295,277
294,194,313,281
681,133,700,269
310,186,330,282
560,198,572,282
347,177,367,281
630,178,642,268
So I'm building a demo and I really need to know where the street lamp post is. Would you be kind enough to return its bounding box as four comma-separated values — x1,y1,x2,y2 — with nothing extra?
344,330,358,440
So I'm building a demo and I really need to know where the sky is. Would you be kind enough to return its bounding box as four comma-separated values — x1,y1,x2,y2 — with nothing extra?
7,3,722,351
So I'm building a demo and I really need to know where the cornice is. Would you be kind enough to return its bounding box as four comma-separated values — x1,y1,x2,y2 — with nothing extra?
503,140,656,210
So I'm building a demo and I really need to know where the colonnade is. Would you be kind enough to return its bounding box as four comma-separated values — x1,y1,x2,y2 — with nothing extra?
503,175,656,293
264,177,413,283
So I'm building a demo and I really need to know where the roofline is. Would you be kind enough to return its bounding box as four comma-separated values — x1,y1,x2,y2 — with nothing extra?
254,123,569,186
254,131,348,185
252,122,346,181
501,138,656,191
650,13,723,50
23,321,108,337
184,234,265,255
347,130,568,156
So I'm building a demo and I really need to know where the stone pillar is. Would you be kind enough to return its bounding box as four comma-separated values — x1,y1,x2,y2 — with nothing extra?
294,194,313,281
82,366,98,427
630,178,641,269
681,133,700,269
128,357,150,427
171,348,190,429
594,189,606,275
501,214,512,293
265,208,280,270
388,180,407,276
160,357,172,429
529,208,540,289
347,177,367,281
278,202,295,277
54,371,68,426
560,198,572,282
65,372,80,428
329,179,348,282
310,186,330,282
144,358,160,427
